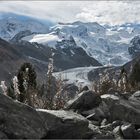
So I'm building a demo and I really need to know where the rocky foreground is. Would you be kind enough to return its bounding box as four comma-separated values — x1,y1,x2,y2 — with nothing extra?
0,90,140,139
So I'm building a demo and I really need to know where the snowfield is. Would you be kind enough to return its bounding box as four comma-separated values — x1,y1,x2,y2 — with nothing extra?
23,33,60,46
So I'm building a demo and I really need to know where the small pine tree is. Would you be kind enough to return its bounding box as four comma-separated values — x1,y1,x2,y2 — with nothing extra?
46,58,54,109
38,84,45,97
17,63,37,105
98,73,112,95
120,67,127,75
7,85,16,99
118,67,128,92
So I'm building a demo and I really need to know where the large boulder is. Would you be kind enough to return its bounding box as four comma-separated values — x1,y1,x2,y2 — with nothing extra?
135,129,140,139
84,122,115,139
66,90,102,112
113,126,123,140
36,109,89,139
101,94,140,125
0,131,8,139
121,123,135,139
83,123,100,139
129,91,140,111
0,94,47,139
81,101,110,122
87,122,114,139
129,91,140,101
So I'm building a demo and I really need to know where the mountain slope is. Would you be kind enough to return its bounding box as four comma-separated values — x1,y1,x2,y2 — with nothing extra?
0,38,25,83
0,38,101,84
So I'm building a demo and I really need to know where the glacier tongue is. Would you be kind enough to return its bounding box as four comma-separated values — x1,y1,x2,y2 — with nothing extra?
53,66,103,88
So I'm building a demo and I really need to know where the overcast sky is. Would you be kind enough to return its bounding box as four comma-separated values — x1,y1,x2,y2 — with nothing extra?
0,1,140,25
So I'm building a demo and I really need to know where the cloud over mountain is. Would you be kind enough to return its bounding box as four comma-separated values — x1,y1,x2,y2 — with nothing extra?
0,1,140,25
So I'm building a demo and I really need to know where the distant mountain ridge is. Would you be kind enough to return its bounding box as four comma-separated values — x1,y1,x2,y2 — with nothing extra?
0,12,54,41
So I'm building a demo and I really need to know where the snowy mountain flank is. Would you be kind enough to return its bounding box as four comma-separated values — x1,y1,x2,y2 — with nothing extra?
0,13,140,66
22,22,140,66
0,12,53,41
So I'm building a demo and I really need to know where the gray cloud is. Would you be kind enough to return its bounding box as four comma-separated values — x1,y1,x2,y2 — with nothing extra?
0,1,140,25
76,1,140,25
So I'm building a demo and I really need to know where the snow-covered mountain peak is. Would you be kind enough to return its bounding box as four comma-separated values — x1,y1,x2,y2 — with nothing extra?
51,21,105,36
0,12,53,41
23,21,137,66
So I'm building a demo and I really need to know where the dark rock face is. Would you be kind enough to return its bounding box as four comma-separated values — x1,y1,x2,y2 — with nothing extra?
61,83,79,99
10,30,33,43
55,35,77,48
0,94,47,139
37,109,89,139
128,36,140,58
80,85,89,92
66,90,102,112
53,47,102,71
